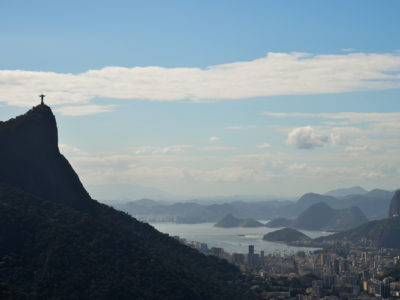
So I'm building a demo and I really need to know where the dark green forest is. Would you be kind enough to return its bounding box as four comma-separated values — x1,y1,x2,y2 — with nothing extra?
0,184,255,299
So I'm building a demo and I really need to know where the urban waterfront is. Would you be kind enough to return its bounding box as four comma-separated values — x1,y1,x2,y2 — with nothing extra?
151,222,331,255
152,222,400,299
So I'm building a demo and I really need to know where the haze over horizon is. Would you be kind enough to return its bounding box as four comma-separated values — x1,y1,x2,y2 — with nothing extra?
1,1,400,201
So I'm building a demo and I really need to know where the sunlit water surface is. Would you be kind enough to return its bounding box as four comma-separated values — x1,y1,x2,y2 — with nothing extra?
151,222,332,255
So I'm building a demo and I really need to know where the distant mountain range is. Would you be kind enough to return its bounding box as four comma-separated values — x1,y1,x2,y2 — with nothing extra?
267,191,400,249
0,105,254,299
267,202,368,232
278,190,393,220
116,199,290,223
265,215,400,249
315,215,400,249
214,214,264,228
116,187,393,224
324,186,367,197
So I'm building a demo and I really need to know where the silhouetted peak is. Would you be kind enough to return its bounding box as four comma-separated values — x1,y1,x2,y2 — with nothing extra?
297,192,336,205
0,104,92,210
0,104,59,156
298,193,322,202
20,104,56,131
294,201,367,231
300,192,319,198
4,104,55,126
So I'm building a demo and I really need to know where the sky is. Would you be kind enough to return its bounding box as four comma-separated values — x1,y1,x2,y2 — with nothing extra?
1,0,400,202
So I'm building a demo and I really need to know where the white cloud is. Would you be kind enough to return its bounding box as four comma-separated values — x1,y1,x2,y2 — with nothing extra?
264,111,400,139
286,125,365,150
55,104,115,116
1,51,400,107
287,126,329,149
209,136,219,142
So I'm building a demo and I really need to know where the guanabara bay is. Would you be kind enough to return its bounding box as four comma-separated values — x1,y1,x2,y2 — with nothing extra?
0,103,257,299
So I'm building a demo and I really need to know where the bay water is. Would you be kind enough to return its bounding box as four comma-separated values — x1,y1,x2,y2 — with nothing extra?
151,222,332,255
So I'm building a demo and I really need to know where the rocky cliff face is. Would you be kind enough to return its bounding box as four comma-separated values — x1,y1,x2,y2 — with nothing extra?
0,104,92,210
389,190,400,217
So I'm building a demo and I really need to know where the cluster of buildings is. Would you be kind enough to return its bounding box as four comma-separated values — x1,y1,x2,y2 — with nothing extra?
172,235,209,253
135,214,176,223
174,235,400,299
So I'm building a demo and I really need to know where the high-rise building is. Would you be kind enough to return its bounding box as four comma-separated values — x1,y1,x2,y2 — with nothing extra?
260,250,265,267
249,245,254,254
247,245,255,268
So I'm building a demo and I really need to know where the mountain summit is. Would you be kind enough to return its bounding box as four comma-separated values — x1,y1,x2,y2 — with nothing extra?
0,104,91,210
267,202,368,232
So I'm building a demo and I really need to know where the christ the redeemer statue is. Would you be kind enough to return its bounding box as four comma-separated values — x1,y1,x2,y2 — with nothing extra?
39,94,45,105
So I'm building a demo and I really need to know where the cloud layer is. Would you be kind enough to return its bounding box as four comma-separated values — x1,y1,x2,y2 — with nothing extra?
1,52,400,107
264,111,400,150
55,104,116,116
63,143,400,198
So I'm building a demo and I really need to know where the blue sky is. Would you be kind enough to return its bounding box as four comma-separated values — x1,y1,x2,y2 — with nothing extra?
1,1,400,201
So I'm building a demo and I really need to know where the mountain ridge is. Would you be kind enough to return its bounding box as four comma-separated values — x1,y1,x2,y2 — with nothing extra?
279,192,400,249
267,202,368,232
116,188,393,223
315,215,400,249
0,104,255,299
324,186,367,197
